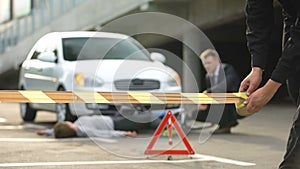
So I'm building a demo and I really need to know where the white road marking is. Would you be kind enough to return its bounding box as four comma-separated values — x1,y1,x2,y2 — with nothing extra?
190,154,256,166
0,117,6,122
0,138,56,142
0,153,255,167
0,123,49,130
0,125,24,129
0,137,117,143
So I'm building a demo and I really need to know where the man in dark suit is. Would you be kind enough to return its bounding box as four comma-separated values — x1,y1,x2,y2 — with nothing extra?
196,49,241,134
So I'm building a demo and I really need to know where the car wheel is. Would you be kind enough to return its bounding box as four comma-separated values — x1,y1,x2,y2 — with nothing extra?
20,103,37,122
56,87,77,122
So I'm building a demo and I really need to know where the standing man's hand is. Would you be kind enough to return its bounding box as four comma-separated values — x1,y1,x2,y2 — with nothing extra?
239,67,263,95
243,80,281,113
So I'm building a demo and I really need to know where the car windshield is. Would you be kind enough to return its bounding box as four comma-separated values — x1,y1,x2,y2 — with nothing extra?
62,37,151,61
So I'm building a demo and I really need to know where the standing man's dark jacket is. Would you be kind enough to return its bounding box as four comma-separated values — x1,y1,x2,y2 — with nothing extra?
246,0,300,103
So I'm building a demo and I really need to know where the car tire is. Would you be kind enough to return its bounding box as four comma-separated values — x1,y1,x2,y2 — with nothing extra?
56,87,77,122
20,103,37,122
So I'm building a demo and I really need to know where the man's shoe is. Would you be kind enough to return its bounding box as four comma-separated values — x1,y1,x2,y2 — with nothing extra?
213,127,231,134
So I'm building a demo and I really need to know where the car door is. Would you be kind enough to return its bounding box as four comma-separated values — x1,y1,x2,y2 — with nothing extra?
22,35,60,111
23,35,58,91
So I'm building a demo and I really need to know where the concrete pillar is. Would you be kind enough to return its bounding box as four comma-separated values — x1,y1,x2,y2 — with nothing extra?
182,29,214,93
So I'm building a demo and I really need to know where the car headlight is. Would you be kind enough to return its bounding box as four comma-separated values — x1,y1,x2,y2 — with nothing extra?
74,73,104,87
167,72,181,87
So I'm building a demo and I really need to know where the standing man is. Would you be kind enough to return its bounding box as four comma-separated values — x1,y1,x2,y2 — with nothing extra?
197,49,241,134
240,0,300,168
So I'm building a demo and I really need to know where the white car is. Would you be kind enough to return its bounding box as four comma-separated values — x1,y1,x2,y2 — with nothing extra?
18,31,182,122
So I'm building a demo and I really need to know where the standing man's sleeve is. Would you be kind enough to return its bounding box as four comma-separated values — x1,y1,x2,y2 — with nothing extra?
246,0,274,70
270,12,300,84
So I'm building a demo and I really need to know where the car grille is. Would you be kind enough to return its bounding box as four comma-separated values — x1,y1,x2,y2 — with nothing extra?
114,79,160,90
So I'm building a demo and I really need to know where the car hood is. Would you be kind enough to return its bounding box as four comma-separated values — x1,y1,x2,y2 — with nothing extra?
71,60,172,82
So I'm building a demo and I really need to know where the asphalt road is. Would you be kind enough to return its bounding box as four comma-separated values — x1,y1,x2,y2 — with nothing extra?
0,102,296,169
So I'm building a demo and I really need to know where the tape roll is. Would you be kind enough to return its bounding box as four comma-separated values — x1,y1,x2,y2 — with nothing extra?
235,102,253,116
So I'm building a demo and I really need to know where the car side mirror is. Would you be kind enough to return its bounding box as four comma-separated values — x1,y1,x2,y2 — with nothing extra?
150,52,166,63
37,52,57,63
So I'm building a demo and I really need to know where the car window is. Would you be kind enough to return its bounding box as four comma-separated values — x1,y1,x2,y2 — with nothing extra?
30,39,47,60
30,51,41,60
30,35,58,60
62,37,151,61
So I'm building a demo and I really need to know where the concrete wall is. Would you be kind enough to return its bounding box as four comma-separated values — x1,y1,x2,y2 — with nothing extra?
0,0,248,89
189,0,245,29
0,0,150,74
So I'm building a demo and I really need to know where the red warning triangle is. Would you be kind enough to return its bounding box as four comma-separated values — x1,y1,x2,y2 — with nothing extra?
144,110,195,155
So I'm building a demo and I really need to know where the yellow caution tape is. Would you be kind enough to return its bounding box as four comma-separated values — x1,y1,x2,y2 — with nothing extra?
0,90,247,105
